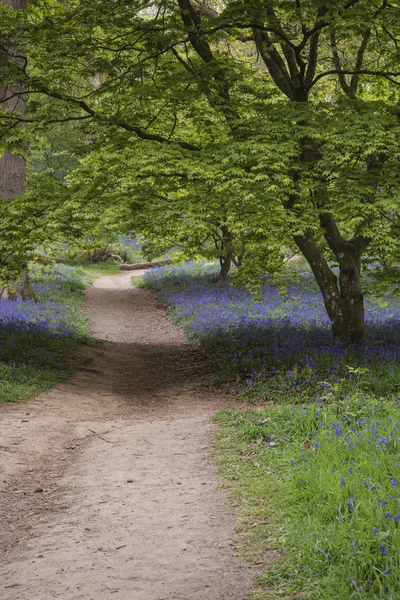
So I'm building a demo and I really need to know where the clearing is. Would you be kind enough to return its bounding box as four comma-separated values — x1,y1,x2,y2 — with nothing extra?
0,272,253,600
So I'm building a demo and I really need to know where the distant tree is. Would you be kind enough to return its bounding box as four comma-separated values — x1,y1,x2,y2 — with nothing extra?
67,136,256,279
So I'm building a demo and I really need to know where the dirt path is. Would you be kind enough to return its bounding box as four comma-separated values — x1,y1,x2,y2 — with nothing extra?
0,272,253,599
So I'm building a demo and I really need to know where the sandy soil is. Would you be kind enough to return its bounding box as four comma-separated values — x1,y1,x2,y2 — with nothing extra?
0,272,254,599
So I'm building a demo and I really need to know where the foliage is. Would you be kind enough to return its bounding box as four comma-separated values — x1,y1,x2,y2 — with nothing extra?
67,134,284,271
28,123,83,182
1,0,400,336
109,235,147,264
0,262,90,402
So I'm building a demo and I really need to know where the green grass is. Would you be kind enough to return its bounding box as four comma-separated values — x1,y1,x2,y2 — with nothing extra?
0,356,73,403
130,274,144,287
214,397,400,600
68,261,121,279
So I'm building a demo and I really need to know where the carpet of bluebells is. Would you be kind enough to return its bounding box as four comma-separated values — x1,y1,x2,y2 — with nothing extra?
143,261,400,401
0,263,89,402
144,261,400,599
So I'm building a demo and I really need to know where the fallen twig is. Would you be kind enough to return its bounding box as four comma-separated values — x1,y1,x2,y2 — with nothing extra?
88,429,114,444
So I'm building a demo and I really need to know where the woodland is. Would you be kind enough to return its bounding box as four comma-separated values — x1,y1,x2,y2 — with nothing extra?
1,0,400,340
2,2,400,598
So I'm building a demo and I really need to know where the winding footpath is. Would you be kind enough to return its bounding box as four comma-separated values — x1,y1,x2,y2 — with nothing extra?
0,272,253,600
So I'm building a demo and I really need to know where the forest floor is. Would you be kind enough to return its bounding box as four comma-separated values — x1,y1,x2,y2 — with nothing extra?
0,272,254,600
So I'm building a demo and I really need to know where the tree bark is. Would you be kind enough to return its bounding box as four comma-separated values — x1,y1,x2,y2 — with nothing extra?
249,7,378,342
7,270,36,300
0,0,26,200
294,230,366,342
287,131,372,342
0,0,35,300
337,251,365,342
218,252,233,281
1,0,27,7
214,225,238,280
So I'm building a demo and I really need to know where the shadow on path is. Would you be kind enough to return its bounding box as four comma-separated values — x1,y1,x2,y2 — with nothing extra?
0,272,253,600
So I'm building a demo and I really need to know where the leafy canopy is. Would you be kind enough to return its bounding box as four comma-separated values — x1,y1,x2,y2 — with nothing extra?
1,0,400,292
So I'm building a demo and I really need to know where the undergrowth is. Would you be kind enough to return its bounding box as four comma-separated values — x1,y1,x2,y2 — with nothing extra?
214,400,400,600
0,263,90,402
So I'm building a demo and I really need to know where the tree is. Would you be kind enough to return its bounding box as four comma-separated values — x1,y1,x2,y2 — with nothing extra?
0,6,108,283
67,134,256,279
0,0,37,299
2,0,400,338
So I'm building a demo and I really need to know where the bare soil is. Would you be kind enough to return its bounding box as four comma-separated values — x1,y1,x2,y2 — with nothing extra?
0,272,254,599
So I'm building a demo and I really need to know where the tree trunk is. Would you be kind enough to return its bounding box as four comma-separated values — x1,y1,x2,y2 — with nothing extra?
215,225,236,280
1,0,27,7
0,0,35,300
294,230,366,342
287,132,373,342
0,151,26,197
251,10,381,343
7,269,35,300
218,252,232,281
337,252,365,342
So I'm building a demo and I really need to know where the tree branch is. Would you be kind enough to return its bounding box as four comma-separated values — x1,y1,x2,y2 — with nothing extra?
349,29,371,96
265,6,299,80
252,28,295,99
304,6,328,88
30,83,200,151
330,31,352,96
171,46,196,74
177,0,214,64
177,0,238,122
311,68,400,89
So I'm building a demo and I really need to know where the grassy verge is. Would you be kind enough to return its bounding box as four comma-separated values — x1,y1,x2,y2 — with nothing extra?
130,275,144,287
214,399,400,600
0,263,91,403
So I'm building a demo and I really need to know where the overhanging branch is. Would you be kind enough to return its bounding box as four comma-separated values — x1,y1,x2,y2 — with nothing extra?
29,83,200,151
311,69,400,88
